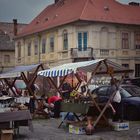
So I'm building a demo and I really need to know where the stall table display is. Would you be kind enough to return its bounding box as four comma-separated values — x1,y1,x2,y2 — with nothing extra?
0,96,14,108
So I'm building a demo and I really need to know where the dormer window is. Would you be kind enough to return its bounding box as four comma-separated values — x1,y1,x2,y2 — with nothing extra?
45,17,49,21
104,6,109,11
36,21,39,24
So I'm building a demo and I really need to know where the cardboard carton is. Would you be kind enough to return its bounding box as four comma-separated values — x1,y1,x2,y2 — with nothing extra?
0,129,13,140
69,124,85,134
112,121,129,131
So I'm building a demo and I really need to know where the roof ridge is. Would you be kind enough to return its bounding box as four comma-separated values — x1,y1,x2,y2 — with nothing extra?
80,0,89,19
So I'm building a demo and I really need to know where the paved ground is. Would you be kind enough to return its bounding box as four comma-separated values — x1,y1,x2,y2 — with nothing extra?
15,118,140,140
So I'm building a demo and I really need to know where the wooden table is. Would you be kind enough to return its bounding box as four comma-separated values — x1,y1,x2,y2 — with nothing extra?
0,110,33,135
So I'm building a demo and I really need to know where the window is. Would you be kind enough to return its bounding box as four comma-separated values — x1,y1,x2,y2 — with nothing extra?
27,42,31,56
100,27,109,48
135,64,140,77
78,32,88,51
134,32,140,49
17,42,21,58
50,36,54,52
4,55,10,63
42,38,46,54
122,32,129,49
34,39,38,55
63,30,68,50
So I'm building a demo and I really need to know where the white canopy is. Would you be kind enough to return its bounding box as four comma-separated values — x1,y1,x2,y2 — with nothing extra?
38,59,132,77
0,64,40,79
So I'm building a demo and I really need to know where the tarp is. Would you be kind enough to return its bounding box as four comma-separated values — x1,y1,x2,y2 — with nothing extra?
0,64,40,79
15,80,27,89
37,59,132,77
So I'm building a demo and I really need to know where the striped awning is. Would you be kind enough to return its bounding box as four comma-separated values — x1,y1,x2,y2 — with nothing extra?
38,59,103,77
38,59,132,77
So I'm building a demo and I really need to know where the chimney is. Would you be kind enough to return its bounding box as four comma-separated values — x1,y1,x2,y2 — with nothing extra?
129,2,140,6
13,19,18,36
55,0,59,3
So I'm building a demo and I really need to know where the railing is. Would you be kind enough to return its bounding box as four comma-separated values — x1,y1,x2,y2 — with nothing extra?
71,47,94,59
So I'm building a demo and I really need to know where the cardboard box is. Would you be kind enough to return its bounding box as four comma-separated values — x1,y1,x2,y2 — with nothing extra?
69,124,85,135
112,121,129,131
0,129,13,140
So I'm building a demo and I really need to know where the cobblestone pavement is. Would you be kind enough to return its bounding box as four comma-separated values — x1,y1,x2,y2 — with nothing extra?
15,118,140,140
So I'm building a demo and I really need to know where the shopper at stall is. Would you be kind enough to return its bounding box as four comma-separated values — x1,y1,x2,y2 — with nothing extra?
78,79,88,96
110,78,122,121
61,81,72,100
29,83,40,114
47,95,62,118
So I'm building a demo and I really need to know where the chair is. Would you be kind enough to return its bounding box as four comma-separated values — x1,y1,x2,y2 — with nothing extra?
34,99,48,118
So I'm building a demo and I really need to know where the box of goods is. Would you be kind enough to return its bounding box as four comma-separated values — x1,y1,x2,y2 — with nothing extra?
112,121,129,131
69,124,85,135
0,129,13,140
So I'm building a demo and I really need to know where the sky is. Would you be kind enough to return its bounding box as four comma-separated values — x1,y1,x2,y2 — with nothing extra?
0,0,140,24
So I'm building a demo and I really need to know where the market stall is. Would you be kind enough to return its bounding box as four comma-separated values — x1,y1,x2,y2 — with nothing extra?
0,63,44,96
37,59,133,132
0,64,45,120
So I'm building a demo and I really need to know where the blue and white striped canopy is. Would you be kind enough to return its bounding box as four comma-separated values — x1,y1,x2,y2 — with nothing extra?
38,59,103,77
38,59,131,77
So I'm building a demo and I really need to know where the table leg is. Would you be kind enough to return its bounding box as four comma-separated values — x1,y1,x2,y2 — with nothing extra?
58,112,70,128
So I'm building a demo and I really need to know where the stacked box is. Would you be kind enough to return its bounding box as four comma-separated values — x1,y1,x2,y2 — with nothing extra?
0,129,13,140
69,124,85,135
112,121,129,131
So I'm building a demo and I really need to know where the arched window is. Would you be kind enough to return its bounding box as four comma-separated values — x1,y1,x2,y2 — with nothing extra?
34,39,38,55
42,38,46,54
50,35,54,52
63,30,68,50
27,42,31,56
100,27,109,48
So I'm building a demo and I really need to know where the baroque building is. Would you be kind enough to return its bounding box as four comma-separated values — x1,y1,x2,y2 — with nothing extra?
15,0,140,77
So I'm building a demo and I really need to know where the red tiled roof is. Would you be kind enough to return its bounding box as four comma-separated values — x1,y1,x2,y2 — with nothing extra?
17,0,140,38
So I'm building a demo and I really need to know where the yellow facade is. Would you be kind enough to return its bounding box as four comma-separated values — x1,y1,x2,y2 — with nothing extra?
15,22,140,77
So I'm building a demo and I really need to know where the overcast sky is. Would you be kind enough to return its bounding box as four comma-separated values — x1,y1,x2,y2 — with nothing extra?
0,0,140,24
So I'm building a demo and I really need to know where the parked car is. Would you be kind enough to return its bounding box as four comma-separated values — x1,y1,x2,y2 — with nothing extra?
123,77,140,87
121,84,140,97
91,85,140,121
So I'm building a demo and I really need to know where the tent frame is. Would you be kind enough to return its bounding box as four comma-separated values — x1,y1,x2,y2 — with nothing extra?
37,59,133,129
1,64,44,96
